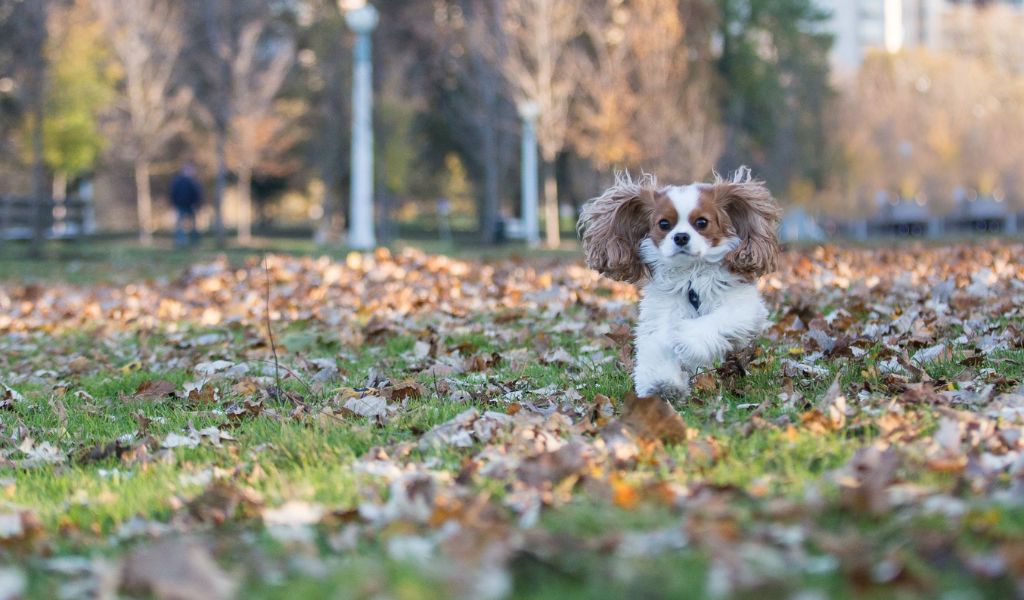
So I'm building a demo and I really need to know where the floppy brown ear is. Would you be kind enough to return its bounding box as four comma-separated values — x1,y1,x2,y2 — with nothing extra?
714,168,782,281
577,174,656,283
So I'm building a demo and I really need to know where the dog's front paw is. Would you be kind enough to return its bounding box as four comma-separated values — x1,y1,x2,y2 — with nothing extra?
639,380,690,404
672,338,713,368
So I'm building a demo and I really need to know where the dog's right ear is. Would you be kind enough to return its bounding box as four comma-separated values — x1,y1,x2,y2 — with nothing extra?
576,174,656,283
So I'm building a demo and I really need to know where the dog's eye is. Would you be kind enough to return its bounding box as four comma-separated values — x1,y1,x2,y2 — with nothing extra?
694,217,709,230
657,219,671,231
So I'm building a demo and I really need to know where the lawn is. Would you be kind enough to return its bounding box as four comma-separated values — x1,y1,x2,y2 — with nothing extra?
1,239,1023,599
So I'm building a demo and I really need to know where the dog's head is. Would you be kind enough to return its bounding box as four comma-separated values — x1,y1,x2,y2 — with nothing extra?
577,168,781,283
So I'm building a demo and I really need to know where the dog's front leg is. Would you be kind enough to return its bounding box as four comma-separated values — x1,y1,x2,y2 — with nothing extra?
634,319,690,401
672,289,767,369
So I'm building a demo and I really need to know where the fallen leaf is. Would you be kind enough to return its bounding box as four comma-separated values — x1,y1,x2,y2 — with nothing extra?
0,384,23,410
132,380,177,402
912,344,953,365
382,380,425,402
189,482,263,525
618,394,690,445
835,444,902,515
342,395,387,419
120,536,238,600
541,348,574,366
692,372,718,393
182,380,219,406
16,439,64,468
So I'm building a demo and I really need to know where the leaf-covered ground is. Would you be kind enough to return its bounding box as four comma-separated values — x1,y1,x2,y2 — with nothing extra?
2,241,1024,599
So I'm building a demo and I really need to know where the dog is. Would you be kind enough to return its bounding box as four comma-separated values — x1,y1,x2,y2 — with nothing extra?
577,167,781,400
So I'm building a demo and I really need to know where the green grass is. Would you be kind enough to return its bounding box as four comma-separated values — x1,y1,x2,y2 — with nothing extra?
3,240,1024,598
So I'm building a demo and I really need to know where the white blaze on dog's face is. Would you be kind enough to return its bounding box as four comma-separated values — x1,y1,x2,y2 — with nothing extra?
649,185,739,263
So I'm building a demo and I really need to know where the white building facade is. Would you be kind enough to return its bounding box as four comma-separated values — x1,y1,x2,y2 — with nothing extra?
817,0,1023,73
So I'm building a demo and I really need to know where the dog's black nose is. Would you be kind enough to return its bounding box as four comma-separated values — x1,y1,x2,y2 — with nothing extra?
673,232,690,247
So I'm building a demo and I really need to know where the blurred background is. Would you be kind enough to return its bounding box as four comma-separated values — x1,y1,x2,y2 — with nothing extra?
0,0,1022,255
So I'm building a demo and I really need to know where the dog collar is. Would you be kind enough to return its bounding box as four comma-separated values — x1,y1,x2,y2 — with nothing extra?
687,284,700,312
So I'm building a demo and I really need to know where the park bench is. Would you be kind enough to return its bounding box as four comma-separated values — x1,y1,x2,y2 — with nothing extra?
0,195,95,241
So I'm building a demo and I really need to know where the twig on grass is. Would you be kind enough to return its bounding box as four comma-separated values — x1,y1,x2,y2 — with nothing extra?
264,254,283,400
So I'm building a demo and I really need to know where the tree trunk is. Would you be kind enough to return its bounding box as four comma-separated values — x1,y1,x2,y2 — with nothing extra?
51,172,67,238
30,96,47,258
237,164,252,244
315,132,342,244
213,127,227,248
26,0,49,259
134,159,153,245
314,186,336,244
52,172,67,202
543,161,560,248
479,118,501,244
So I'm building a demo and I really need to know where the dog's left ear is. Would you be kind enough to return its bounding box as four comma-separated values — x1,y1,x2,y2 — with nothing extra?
714,168,781,281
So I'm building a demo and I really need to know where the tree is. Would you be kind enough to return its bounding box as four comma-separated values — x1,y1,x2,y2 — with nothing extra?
193,1,295,245
226,21,295,244
92,0,190,244
715,0,833,194
499,0,583,247
435,0,517,244
42,0,114,201
576,0,721,180
295,0,351,244
2,0,50,256
834,47,1024,215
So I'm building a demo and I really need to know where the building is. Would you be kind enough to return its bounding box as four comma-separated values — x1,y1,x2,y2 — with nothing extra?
817,0,1024,73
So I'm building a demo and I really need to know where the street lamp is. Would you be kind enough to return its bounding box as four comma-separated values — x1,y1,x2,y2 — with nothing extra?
341,1,378,250
517,101,540,246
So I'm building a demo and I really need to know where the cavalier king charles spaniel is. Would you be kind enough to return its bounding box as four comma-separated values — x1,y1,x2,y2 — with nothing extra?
578,167,781,400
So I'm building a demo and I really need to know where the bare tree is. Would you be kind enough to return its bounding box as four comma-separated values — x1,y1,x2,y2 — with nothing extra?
92,0,190,245
195,0,232,249
195,1,294,245
436,0,518,244
226,21,295,244
576,0,721,180
499,0,582,247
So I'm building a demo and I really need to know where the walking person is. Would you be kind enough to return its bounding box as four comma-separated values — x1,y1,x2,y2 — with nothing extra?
170,162,203,247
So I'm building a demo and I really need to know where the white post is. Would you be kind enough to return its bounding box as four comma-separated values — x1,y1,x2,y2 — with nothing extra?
344,4,378,250
518,101,540,246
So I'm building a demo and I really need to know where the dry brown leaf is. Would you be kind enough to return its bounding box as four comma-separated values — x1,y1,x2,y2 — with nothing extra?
131,380,177,402
382,380,425,402
120,537,238,600
692,372,718,394
188,482,263,525
618,394,690,445
835,444,902,515
516,441,591,488
183,381,218,406
802,375,848,433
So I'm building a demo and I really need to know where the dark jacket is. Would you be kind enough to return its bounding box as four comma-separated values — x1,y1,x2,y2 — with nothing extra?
170,173,203,212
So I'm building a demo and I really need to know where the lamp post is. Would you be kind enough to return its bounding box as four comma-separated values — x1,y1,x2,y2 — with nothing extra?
342,1,378,250
517,101,540,246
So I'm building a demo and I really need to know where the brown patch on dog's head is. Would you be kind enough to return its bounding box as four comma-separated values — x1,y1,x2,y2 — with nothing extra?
690,187,731,249
648,192,678,247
